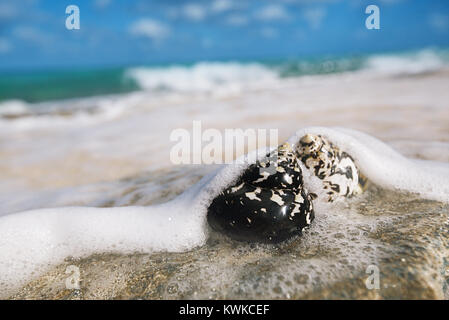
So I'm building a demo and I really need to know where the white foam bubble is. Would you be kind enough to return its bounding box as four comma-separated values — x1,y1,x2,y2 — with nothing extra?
0,201,205,295
365,49,449,75
0,158,248,295
1,127,448,295
0,100,29,116
125,62,280,96
289,127,449,202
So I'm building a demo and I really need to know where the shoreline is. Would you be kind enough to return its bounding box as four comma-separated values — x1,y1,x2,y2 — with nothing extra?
1,70,448,299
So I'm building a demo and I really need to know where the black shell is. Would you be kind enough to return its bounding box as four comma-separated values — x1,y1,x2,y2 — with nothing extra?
207,143,315,243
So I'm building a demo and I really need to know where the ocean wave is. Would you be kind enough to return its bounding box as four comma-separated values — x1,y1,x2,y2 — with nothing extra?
0,100,30,116
124,48,449,95
364,48,449,75
0,91,148,129
1,48,448,124
124,62,280,95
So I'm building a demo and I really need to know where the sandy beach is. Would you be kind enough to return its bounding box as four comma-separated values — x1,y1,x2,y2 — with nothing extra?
2,69,449,200
0,66,448,299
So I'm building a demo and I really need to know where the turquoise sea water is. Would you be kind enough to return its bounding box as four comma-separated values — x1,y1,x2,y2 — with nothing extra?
0,58,360,103
0,68,140,103
0,48,448,104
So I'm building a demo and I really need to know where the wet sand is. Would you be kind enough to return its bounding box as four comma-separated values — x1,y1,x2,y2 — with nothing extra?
9,187,449,300
1,71,449,299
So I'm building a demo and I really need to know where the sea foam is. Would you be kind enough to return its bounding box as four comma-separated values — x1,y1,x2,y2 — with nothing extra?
124,62,280,96
0,127,448,296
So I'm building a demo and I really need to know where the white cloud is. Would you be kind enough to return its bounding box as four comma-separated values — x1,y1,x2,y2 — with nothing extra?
256,4,289,21
302,7,326,29
260,27,278,38
211,0,233,13
183,4,207,21
429,13,449,32
282,0,337,2
378,0,404,4
13,26,53,45
129,19,171,40
0,38,12,54
94,0,112,9
226,14,249,26
167,1,237,23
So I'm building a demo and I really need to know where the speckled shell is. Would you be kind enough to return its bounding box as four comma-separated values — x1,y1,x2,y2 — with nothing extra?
207,143,315,243
297,133,368,202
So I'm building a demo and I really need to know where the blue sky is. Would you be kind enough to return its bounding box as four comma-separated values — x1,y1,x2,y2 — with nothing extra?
0,0,448,70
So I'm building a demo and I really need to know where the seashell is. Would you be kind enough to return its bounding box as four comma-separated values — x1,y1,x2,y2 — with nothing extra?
207,143,314,243
297,134,368,202
207,135,368,243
